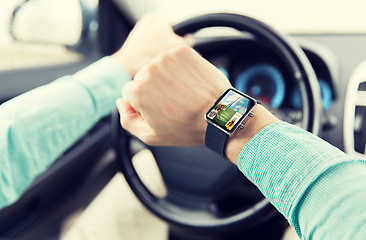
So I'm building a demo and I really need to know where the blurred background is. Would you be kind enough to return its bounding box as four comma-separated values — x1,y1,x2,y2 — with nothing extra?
1,0,366,70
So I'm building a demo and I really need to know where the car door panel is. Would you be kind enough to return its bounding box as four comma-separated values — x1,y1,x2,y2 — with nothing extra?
0,60,94,104
0,61,119,238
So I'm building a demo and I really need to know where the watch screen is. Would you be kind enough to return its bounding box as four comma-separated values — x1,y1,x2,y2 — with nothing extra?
206,89,256,134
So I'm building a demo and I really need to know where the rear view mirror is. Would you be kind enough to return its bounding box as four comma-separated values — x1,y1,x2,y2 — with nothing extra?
9,0,87,47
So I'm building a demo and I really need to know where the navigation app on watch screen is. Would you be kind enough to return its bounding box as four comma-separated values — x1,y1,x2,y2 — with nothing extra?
206,89,255,133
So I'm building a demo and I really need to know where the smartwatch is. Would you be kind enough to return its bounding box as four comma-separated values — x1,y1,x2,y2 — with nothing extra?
204,88,258,158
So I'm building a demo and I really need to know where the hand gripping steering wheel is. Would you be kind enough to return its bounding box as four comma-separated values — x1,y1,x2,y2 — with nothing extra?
112,13,322,233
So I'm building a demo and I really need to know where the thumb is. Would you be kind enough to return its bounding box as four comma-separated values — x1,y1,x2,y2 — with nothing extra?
183,34,195,47
115,98,156,143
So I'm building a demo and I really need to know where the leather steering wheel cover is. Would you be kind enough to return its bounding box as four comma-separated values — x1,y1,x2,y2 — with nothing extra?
112,13,322,232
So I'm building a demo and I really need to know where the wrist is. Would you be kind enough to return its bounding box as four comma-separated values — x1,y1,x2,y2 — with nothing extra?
111,52,136,78
225,104,279,164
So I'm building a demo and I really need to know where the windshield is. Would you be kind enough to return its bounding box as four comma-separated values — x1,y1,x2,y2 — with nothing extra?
119,0,366,34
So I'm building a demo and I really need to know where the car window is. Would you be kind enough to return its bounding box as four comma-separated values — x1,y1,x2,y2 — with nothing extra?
0,0,83,71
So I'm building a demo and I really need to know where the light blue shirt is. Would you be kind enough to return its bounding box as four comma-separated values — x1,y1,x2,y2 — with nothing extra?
0,56,365,239
0,57,130,209
238,121,366,239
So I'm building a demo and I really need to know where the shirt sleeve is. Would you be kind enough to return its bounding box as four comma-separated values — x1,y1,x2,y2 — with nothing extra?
237,121,366,239
0,57,130,209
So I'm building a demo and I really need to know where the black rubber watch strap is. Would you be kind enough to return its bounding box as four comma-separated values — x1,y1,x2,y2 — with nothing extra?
205,124,228,158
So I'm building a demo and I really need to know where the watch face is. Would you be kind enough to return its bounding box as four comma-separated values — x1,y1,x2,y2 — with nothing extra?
206,88,256,134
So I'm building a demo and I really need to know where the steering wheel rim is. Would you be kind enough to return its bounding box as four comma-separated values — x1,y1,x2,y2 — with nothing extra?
112,13,322,232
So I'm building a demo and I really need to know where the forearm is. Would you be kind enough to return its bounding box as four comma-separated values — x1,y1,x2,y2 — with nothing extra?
297,162,366,239
233,114,366,238
0,57,130,209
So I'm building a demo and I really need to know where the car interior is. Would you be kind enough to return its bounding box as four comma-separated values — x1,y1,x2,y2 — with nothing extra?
1,0,366,239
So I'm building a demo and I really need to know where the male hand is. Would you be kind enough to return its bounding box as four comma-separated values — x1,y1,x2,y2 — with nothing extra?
112,12,194,77
116,46,232,146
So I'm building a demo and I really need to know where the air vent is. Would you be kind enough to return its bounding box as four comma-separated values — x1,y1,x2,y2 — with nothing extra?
354,106,366,154
358,82,366,91
344,61,366,158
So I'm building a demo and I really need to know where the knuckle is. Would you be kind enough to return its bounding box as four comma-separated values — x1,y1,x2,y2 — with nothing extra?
142,61,163,82
150,49,177,68
172,45,194,56
146,61,160,74
152,52,170,66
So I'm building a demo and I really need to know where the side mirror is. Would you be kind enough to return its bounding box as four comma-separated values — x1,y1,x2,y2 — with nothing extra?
9,0,97,52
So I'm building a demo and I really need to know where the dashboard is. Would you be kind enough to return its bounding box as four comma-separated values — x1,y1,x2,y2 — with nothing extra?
197,38,337,125
195,34,366,158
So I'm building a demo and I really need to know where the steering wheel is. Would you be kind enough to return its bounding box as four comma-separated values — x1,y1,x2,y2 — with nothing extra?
112,13,322,233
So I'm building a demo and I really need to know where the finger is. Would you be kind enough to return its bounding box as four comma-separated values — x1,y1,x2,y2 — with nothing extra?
183,34,195,47
116,98,142,128
115,98,155,142
122,81,141,111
